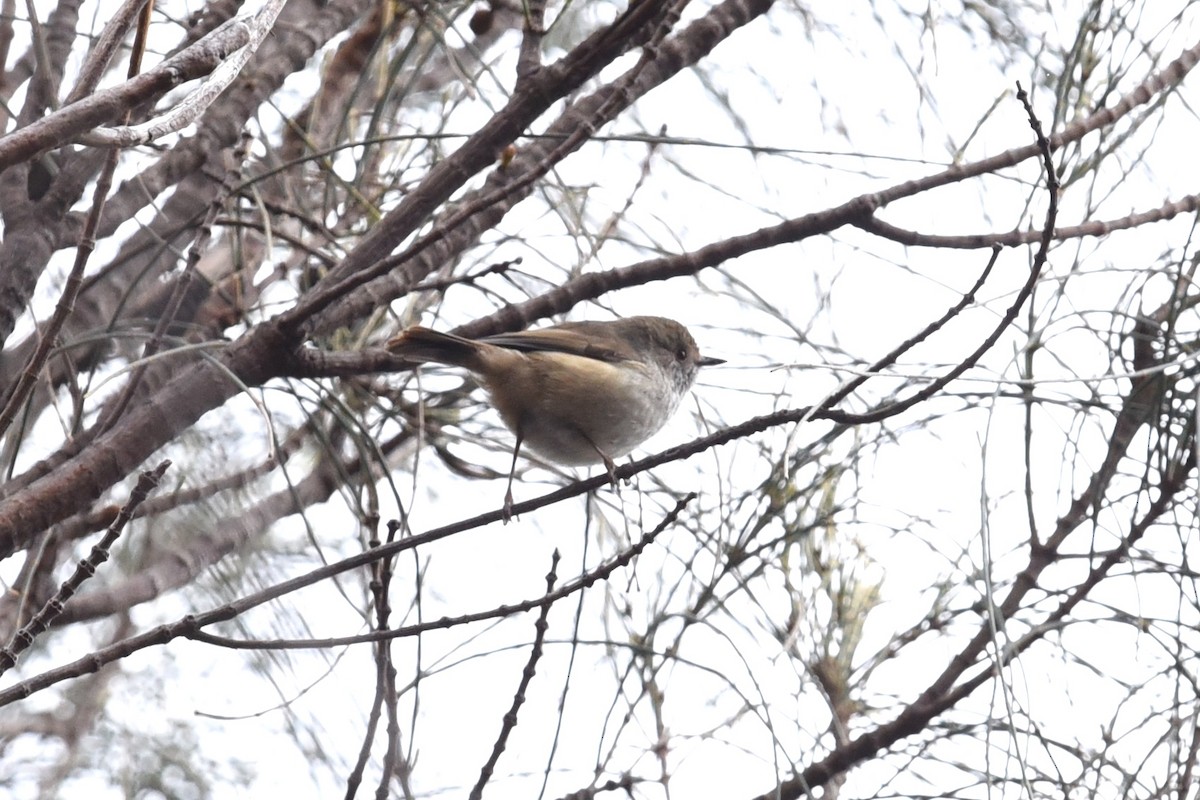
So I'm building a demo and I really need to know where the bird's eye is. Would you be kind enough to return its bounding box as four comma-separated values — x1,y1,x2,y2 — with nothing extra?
676,348,688,361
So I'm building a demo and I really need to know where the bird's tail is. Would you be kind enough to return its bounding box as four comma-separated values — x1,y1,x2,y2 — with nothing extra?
386,327,485,370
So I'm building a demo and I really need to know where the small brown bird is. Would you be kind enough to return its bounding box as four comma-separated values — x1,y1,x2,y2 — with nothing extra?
388,316,722,517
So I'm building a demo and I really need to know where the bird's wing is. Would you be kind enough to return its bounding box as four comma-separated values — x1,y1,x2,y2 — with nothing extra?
482,323,631,363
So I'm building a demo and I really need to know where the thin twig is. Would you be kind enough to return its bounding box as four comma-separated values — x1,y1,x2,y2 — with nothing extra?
0,4,156,440
0,494,694,705
0,460,170,674
469,549,561,800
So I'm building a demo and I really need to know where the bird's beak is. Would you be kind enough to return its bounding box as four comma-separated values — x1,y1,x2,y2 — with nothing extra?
699,355,724,367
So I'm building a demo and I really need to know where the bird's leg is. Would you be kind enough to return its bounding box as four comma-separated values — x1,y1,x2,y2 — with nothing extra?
579,431,618,487
503,431,523,523
600,451,617,486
